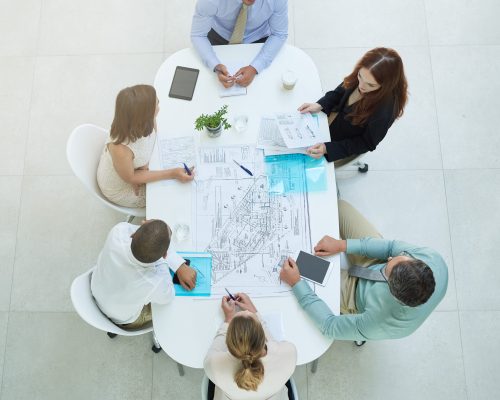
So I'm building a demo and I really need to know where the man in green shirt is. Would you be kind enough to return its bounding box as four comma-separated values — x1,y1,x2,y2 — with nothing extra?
280,200,448,341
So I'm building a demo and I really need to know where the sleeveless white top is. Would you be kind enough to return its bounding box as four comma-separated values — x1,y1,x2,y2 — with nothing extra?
97,132,156,208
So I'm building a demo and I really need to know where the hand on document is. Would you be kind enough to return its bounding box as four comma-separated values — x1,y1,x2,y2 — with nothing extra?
215,64,234,88
233,65,257,87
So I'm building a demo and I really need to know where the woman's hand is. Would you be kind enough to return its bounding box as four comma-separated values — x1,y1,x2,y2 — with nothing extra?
172,167,195,183
221,296,236,322
306,143,327,159
298,102,322,113
234,292,257,313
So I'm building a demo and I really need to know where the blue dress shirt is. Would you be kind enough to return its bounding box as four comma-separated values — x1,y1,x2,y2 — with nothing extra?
191,0,288,73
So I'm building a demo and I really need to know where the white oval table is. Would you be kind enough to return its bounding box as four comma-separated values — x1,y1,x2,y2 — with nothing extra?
148,44,340,369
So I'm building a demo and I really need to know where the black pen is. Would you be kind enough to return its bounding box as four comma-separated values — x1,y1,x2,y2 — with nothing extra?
225,288,237,301
233,159,253,176
182,162,192,176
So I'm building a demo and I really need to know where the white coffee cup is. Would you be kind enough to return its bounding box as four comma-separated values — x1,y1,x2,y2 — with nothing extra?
282,70,297,90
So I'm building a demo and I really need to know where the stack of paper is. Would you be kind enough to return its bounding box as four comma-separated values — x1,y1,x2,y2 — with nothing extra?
257,116,307,156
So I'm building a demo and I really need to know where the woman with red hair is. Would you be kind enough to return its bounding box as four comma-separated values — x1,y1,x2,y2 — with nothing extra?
299,47,408,165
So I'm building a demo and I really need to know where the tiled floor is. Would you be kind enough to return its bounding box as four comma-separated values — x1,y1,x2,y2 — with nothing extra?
1,1,499,399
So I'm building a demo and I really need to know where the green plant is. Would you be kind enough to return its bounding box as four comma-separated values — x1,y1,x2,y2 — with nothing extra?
194,105,231,131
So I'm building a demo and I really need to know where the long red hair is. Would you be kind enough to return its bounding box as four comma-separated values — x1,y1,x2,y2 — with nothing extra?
343,47,408,126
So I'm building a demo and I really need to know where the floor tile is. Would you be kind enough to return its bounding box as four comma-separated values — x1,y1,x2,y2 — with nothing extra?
38,0,164,55
431,45,500,169
0,0,41,56
292,364,308,400
0,312,8,383
0,57,35,175
152,355,204,400
1,312,153,400
295,0,428,48
425,0,500,45
24,53,164,175
308,312,466,400
10,176,113,312
460,311,500,400
336,170,457,311
306,46,442,170
445,169,500,310
0,177,22,311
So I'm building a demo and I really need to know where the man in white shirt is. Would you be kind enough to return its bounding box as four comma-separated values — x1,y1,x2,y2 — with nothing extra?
191,0,288,88
91,220,197,329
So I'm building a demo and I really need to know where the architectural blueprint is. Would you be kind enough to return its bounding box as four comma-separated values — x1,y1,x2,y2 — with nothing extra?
192,147,312,296
158,136,196,170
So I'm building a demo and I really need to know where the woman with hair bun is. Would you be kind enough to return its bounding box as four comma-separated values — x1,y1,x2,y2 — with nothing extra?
299,47,408,166
204,293,297,400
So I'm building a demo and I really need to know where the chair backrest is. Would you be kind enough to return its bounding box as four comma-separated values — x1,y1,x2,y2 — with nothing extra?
66,124,145,218
70,267,152,337
200,375,299,400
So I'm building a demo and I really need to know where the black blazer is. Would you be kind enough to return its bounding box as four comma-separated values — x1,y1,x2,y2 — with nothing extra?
317,83,396,161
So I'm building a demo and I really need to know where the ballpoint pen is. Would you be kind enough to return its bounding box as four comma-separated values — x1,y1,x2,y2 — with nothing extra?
182,162,192,176
233,159,253,176
225,288,237,301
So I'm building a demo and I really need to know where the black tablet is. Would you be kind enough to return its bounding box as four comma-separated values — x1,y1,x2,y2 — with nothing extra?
169,66,199,101
296,251,332,286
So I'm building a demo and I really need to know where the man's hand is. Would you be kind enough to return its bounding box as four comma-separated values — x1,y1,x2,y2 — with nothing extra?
306,143,326,159
314,236,347,257
298,102,322,113
215,64,234,88
279,257,301,287
234,292,257,313
176,263,197,290
221,296,236,323
234,65,257,87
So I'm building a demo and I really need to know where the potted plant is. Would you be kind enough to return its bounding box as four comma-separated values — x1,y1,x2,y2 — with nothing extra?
194,105,231,138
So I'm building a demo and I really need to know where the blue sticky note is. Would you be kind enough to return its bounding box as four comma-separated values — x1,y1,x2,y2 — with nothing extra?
172,252,212,296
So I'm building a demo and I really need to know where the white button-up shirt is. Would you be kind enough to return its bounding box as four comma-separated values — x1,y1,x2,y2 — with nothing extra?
91,222,184,324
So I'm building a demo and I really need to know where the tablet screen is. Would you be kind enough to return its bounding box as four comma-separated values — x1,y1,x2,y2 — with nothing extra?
296,251,331,285
169,66,199,101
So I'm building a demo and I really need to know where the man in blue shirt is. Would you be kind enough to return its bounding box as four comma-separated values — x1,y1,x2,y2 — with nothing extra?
191,0,288,88
280,200,448,342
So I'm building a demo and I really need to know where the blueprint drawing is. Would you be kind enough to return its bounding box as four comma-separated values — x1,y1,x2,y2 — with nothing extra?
192,173,312,297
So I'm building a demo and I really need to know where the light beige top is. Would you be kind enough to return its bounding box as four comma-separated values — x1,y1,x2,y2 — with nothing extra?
204,318,297,400
96,132,156,208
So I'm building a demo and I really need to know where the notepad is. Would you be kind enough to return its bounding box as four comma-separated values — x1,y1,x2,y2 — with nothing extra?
172,252,212,296
218,63,247,97
296,251,331,286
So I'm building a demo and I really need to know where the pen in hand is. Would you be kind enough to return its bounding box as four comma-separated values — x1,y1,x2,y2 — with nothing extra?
225,288,237,301
233,159,253,176
182,162,192,176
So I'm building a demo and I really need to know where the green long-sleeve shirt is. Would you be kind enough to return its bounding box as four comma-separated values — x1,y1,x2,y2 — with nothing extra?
292,238,448,341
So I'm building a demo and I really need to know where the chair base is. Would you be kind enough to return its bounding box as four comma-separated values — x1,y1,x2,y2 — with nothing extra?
310,359,318,373
107,332,117,339
354,161,369,173
355,340,366,347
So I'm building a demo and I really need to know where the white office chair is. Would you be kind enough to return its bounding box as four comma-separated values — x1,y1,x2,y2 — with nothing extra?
70,267,185,376
66,124,146,222
200,374,300,400
334,154,369,173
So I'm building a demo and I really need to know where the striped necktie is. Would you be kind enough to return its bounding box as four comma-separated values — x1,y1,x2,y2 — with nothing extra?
229,4,248,44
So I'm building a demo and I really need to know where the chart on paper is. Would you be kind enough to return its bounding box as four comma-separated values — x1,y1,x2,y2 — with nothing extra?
192,153,312,297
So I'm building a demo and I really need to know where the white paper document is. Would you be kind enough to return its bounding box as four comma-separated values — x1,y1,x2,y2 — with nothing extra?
218,64,247,97
262,313,286,341
158,136,196,185
257,116,307,155
191,145,312,297
275,112,323,148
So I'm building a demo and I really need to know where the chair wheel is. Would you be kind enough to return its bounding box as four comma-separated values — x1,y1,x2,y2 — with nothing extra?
107,332,118,339
355,340,366,347
358,163,369,173
151,345,162,353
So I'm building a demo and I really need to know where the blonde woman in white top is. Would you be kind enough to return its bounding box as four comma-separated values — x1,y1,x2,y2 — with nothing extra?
97,84,194,208
204,293,297,400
